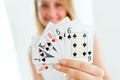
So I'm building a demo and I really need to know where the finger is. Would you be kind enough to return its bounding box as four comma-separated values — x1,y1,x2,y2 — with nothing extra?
54,64,101,80
59,59,104,78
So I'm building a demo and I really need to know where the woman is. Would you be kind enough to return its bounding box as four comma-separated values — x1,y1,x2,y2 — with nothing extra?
29,0,111,80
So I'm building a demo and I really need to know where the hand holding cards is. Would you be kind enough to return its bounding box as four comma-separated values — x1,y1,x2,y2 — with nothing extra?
31,17,94,73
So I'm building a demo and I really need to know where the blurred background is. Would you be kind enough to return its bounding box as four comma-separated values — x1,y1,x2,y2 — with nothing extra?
3,0,120,80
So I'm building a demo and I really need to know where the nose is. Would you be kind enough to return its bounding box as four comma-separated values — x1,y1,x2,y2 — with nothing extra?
47,7,58,22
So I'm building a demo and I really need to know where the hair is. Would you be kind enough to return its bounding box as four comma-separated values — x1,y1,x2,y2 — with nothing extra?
34,0,76,35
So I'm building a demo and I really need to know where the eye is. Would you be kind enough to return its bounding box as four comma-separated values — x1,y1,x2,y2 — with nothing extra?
55,3,62,8
41,3,48,9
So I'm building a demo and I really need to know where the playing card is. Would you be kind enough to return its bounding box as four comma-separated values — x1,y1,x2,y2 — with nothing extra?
35,22,61,64
70,19,94,63
52,17,71,57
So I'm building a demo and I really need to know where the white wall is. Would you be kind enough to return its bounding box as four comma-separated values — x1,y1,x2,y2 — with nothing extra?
93,0,120,79
4,0,120,80
0,0,21,80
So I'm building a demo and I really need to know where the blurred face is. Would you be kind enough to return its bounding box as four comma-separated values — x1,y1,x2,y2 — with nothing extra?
37,0,67,27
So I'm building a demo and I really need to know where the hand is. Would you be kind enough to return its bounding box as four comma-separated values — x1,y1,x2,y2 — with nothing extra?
54,59,104,80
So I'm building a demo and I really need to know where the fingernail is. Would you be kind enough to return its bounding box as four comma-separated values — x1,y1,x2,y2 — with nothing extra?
54,64,61,70
59,59,67,65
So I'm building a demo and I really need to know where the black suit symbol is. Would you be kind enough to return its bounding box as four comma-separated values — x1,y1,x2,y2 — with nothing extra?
83,33,87,38
73,43,77,48
67,35,71,39
83,51,86,56
73,34,77,39
73,52,77,57
83,42,86,47
59,36,63,40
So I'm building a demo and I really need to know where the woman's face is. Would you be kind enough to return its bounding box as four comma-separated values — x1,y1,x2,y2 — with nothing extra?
37,0,67,27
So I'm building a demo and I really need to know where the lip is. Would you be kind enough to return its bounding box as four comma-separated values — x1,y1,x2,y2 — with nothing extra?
46,18,60,24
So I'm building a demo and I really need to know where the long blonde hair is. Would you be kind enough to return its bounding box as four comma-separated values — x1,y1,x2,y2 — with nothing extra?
34,0,76,35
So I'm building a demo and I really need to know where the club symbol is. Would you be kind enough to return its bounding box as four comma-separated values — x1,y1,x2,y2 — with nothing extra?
47,42,51,46
40,53,44,57
73,43,77,48
83,51,86,56
88,51,91,55
83,33,87,38
83,42,86,47
34,59,40,62
42,58,46,62
59,36,63,40
45,47,49,51
39,49,42,53
67,35,71,39
73,52,77,57
73,34,77,39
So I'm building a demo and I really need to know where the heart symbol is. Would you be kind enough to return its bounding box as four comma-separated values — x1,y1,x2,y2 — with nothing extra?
45,66,48,70
52,38,55,42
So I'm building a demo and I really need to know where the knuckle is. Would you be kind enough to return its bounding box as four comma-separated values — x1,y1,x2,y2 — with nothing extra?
79,62,88,70
73,70,83,79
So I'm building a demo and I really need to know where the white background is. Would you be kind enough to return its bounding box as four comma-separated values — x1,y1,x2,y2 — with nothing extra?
1,0,120,80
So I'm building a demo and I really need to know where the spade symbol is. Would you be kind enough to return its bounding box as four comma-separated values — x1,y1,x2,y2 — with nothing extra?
67,35,71,39
46,47,49,51
83,33,87,38
73,52,77,57
42,58,46,62
88,51,91,55
83,42,86,47
73,34,77,39
40,53,44,57
59,36,63,40
47,42,51,46
83,51,86,56
73,43,77,48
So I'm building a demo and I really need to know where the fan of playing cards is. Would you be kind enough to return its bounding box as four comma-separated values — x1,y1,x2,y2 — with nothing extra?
31,17,94,70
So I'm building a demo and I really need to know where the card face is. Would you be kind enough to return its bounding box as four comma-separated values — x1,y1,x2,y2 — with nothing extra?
70,20,94,63
71,32,88,58
32,17,94,68
34,22,61,64
52,17,71,56
65,23,72,58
